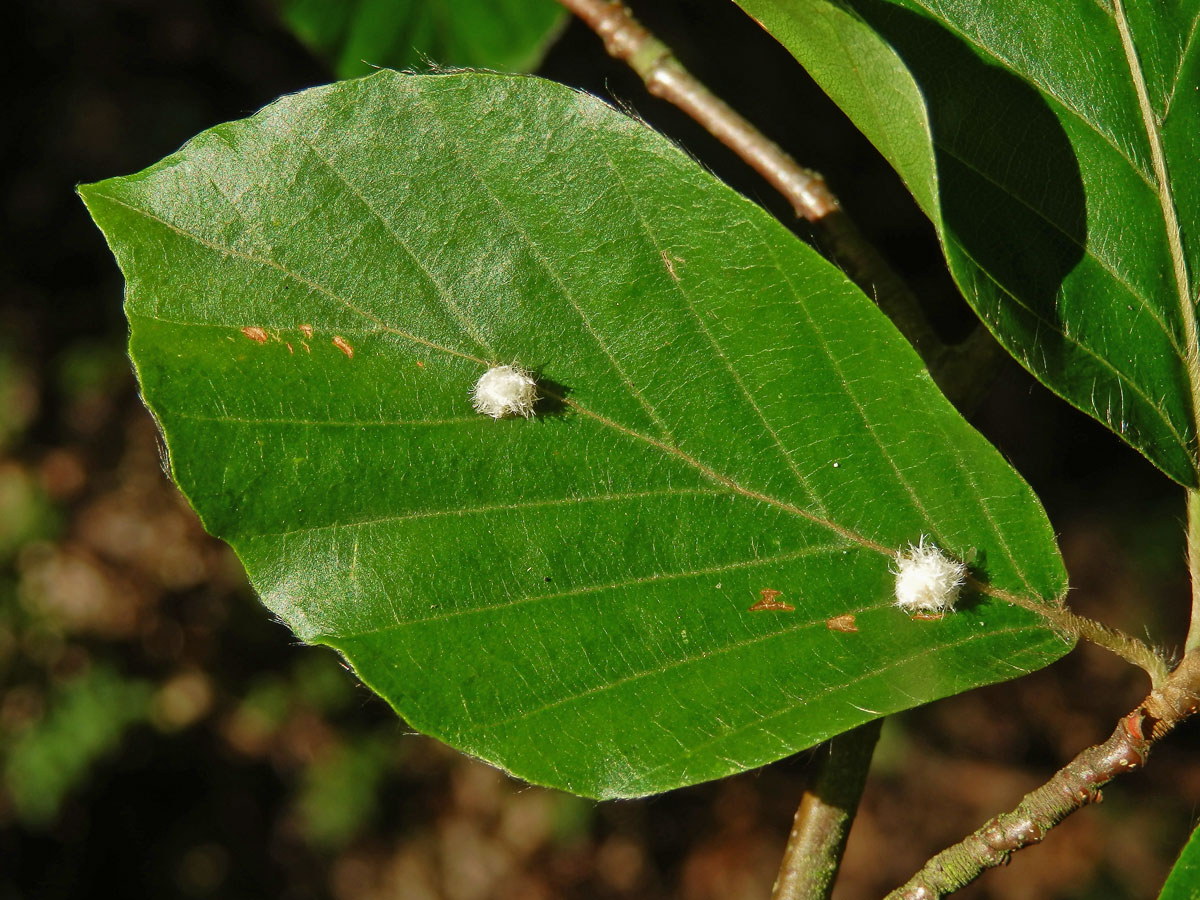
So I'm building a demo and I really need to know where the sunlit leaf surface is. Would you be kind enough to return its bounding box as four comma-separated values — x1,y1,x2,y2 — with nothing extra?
81,71,1069,797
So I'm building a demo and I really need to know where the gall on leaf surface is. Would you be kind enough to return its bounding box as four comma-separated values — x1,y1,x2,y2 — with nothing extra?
80,71,1069,798
735,0,1200,487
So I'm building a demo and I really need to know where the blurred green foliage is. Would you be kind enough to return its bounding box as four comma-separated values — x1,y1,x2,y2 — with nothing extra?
3,664,151,825
297,736,393,847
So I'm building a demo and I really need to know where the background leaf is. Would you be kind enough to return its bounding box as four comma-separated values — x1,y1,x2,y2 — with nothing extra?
1161,823,1200,899
81,70,1070,798
278,0,566,78
735,0,1200,487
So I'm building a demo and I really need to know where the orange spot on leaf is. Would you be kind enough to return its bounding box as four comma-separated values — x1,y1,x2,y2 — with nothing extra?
749,589,794,612
826,614,858,633
332,336,354,358
240,326,269,344
299,324,314,338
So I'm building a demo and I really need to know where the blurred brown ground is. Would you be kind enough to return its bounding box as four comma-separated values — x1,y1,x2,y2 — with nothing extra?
1,2,1197,898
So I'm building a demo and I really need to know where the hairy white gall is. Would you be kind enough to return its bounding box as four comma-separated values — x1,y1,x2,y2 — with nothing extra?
471,365,538,419
892,537,966,614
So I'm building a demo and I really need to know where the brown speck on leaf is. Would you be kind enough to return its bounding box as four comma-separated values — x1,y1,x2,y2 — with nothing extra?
301,341,311,353
332,336,354,358
749,588,794,612
826,614,858,633
661,250,679,281
299,324,314,338
286,343,294,354
416,361,425,368
240,326,269,344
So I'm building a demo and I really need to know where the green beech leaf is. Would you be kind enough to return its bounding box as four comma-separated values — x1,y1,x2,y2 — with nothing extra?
80,71,1070,798
735,0,1200,486
1161,824,1200,899
278,0,566,78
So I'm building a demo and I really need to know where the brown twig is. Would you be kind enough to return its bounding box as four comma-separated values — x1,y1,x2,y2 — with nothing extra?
772,721,881,900
557,0,837,220
553,0,982,395
885,652,1200,899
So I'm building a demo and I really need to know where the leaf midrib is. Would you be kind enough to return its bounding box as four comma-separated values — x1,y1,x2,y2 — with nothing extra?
90,188,902,558
91,190,485,365
174,410,481,428
1112,0,1199,448
90,167,1074,613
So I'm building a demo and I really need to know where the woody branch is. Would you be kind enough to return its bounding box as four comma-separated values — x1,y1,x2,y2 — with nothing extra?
885,651,1200,898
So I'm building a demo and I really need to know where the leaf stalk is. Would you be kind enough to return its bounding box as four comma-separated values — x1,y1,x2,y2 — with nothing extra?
969,577,1169,688
1188,490,1200,654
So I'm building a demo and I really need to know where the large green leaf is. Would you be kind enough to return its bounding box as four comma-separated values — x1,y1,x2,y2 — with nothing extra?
279,0,566,79
735,0,1200,487
80,70,1070,798
1161,824,1200,899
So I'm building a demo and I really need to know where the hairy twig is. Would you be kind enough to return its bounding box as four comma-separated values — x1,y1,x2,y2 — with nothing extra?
885,652,1200,899
1058,607,1170,687
1186,491,1200,654
772,721,881,900
553,0,1001,408
968,577,1170,687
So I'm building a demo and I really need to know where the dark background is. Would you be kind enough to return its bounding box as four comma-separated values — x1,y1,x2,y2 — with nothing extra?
2,1,1196,897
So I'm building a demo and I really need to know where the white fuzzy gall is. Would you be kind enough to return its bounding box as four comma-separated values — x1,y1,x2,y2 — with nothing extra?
471,365,538,419
893,537,966,614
